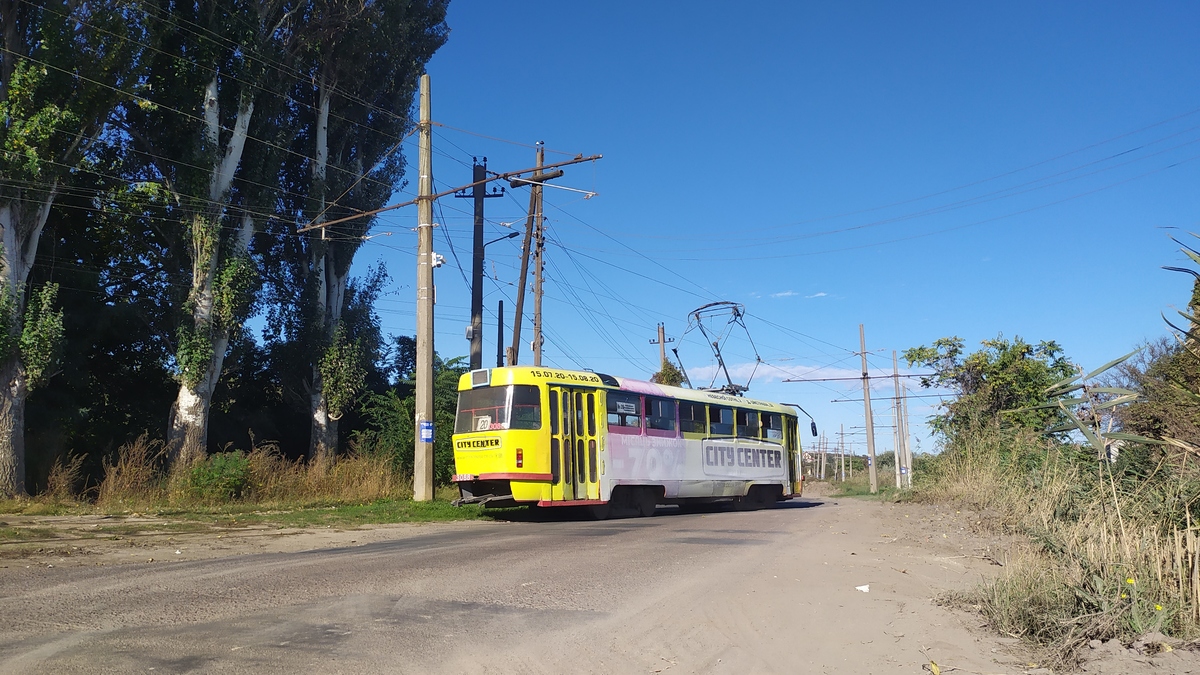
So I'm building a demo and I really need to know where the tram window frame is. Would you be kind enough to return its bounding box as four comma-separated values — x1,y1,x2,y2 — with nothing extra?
606,391,642,434
735,409,760,438
644,397,677,437
762,412,784,441
709,406,734,436
679,401,707,435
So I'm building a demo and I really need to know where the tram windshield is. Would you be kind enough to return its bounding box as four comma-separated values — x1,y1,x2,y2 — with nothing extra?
455,385,542,433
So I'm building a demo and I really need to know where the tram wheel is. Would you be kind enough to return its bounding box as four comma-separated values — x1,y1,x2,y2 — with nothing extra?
737,486,772,511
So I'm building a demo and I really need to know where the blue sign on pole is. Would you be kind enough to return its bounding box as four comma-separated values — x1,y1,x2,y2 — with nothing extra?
419,420,434,444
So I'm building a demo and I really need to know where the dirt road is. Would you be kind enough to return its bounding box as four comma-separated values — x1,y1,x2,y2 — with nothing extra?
0,492,1190,674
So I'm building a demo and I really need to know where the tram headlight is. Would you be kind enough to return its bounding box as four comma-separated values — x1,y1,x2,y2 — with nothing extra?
516,448,524,468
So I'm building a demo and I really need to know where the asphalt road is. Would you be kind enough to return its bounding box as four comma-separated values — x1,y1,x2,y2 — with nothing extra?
0,497,1025,674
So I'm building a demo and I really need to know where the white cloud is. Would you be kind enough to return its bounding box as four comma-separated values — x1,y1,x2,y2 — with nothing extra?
805,292,827,299
770,290,798,298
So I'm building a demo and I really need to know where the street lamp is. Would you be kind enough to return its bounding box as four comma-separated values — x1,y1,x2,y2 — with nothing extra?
484,230,520,248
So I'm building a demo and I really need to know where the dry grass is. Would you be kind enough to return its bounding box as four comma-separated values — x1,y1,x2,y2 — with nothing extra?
96,434,169,509
82,435,416,511
241,442,413,504
915,424,1200,665
43,452,87,504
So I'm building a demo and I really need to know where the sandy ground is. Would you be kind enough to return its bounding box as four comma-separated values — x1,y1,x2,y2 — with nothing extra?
1,487,1197,674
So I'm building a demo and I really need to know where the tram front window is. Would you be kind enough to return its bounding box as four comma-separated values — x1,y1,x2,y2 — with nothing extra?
456,385,542,433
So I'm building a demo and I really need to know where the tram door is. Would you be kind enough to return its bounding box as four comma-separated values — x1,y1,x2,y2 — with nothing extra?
548,386,601,501
786,416,801,494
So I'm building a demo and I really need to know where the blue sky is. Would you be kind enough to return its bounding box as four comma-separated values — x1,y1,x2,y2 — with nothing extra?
349,1,1200,456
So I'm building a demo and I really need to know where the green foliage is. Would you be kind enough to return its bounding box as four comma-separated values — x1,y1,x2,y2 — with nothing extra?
1118,341,1200,448
1027,350,1161,460
0,284,19,360
318,323,366,420
188,451,250,502
212,253,259,330
0,62,80,181
20,283,64,390
904,334,1075,436
1,0,143,185
355,349,466,484
650,358,685,386
0,277,65,392
1149,233,1200,448
175,325,213,390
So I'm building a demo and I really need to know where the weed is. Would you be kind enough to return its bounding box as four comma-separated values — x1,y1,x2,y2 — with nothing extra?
44,453,86,503
915,422,1200,666
96,434,168,510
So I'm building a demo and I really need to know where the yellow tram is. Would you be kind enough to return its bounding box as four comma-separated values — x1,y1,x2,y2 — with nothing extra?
451,366,806,516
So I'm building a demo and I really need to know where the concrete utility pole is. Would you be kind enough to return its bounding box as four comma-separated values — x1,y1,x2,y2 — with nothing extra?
893,351,903,489
458,160,504,371
650,323,674,366
413,74,435,502
839,424,846,481
860,324,878,494
531,171,546,367
819,434,827,480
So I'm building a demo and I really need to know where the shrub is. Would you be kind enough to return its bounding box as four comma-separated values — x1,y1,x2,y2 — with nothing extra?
188,451,250,502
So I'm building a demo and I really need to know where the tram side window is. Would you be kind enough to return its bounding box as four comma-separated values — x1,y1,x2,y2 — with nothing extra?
710,406,734,436
607,392,642,431
645,397,677,433
736,409,760,438
510,385,542,430
762,412,783,440
679,401,707,434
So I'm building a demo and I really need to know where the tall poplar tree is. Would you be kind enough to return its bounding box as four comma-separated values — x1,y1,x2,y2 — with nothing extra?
123,0,293,465
274,0,447,460
0,0,142,494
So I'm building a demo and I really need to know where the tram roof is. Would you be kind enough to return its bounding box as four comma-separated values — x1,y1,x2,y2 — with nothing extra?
458,366,796,415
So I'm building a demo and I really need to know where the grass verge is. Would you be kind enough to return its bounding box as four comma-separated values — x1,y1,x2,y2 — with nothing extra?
1,436,496,545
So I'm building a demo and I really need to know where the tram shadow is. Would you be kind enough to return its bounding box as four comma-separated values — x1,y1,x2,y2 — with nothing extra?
484,498,824,523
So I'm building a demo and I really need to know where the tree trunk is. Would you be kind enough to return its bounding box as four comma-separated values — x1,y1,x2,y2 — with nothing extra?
0,189,55,496
0,356,26,496
166,210,251,465
307,75,337,462
166,79,254,466
309,258,348,462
